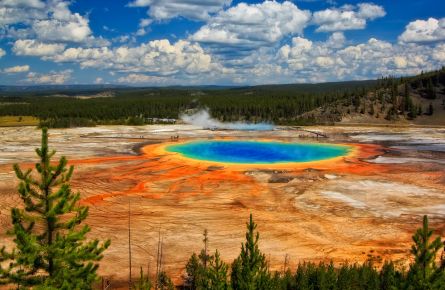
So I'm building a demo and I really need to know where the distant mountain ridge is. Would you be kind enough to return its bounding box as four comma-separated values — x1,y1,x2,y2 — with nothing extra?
0,84,128,92
0,80,378,94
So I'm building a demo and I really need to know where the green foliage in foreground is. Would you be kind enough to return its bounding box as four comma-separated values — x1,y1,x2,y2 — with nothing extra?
181,214,445,290
231,214,270,289
0,128,110,289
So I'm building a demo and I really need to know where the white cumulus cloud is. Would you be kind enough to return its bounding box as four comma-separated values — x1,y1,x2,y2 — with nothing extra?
1,0,100,45
1,0,45,9
313,2,385,32
399,17,445,43
117,73,166,84
191,1,310,49
94,77,104,84
128,0,231,21
4,65,30,73
276,35,443,83
432,43,445,62
13,39,66,56
26,70,72,84
45,39,219,77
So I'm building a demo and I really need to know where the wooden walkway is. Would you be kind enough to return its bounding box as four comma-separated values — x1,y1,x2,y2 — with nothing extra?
288,126,328,138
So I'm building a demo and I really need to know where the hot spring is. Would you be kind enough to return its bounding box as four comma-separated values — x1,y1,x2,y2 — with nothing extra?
166,140,352,164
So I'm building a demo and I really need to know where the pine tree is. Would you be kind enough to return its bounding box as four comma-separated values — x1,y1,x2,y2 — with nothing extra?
0,127,110,289
207,250,230,290
186,253,202,289
135,267,153,290
157,271,174,290
426,79,437,99
403,83,415,115
231,214,270,290
185,230,213,289
407,215,444,289
295,264,309,290
380,261,399,290
427,103,434,116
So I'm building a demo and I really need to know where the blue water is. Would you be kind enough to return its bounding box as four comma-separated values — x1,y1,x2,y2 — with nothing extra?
166,140,351,164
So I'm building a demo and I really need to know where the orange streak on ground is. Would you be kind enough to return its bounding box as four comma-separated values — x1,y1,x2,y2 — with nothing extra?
69,155,141,165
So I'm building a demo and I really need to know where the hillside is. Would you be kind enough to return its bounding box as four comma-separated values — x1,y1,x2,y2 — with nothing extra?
301,68,445,126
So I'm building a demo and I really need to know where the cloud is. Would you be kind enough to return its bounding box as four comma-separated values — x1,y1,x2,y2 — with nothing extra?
1,0,442,86
326,31,346,48
356,3,386,20
117,73,166,84
313,2,385,32
128,0,232,21
1,0,45,9
0,5,46,26
399,17,445,43
432,43,445,62
276,34,443,83
32,0,92,43
0,48,5,58
26,70,72,84
45,39,220,77
13,39,66,56
191,1,310,51
135,18,152,36
32,18,91,43
393,56,407,69
1,0,99,44
94,77,103,84
4,65,30,73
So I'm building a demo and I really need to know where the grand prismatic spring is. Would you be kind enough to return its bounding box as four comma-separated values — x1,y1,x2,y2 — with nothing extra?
0,125,444,284
166,140,352,164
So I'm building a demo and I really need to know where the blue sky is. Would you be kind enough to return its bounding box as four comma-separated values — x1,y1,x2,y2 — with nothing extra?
0,0,444,86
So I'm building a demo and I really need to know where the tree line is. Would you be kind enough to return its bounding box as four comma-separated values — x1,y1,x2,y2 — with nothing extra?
0,81,379,128
1,68,443,128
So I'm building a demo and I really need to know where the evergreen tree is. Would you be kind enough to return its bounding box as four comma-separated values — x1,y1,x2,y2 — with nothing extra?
135,267,153,290
407,215,444,289
380,261,399,290
426,79,437,99
185,230,213,289
186,253,202,289
403,83,415,114
157,271,174,290
295,264,309,290
279,269,296,290
357,261,380,290
207,250,230,290
0,128,110,289
231,214,270,290
369,103,375,116
427,103,434,116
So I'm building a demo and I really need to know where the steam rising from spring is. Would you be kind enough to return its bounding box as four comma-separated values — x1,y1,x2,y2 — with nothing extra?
180,109,274,131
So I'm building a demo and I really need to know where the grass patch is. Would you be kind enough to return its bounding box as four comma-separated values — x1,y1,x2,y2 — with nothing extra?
0,116,39,127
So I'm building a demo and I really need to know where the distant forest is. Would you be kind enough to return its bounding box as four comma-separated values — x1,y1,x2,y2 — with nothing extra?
0,68,444,128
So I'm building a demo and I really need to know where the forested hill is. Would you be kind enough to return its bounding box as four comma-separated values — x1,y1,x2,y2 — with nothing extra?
0,69,443,128
301,68,445,125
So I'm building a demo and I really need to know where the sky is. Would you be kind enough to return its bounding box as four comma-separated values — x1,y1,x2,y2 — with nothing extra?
0,0,444,86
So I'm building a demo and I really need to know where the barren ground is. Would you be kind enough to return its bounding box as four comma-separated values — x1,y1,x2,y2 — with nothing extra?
0,125,444,287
